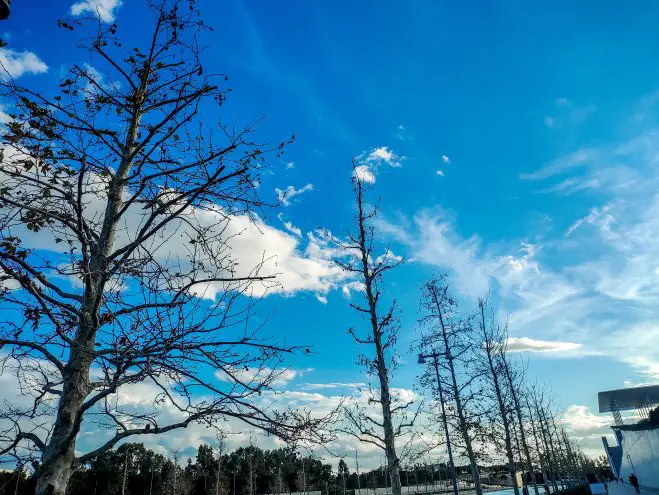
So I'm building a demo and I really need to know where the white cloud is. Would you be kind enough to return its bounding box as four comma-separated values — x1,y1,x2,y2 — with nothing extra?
316,295,328,304
436,170,444,176
353,164,376,184
0,162,349,300
441,155,450,164
70,0,122,22
352,146,404,183
359,146,404,168
341,281,364,298
301,382,366,390
562,405,611,431
506,337,583,353
215,367,306,387
283,221,302,237
286,161,295,169
0,48,47,79
275,183,314,206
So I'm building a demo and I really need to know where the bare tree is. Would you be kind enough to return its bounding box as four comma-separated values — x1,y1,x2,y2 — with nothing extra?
525,393,553,494
474,298,519,495
0,2,329,493
500,351,538,495
330,167,417,495
530,387,562,493
418,276,483,495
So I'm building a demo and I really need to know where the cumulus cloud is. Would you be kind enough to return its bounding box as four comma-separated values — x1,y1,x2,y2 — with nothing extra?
352,146,404,183
506,337,582,353
359,146,403,168
353,164,376,184
0,48,47,79
71,0,123,22
0,163,348,301
275,183,314,206
562,405,611,431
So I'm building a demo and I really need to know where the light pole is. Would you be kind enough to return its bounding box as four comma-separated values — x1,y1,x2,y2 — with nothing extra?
418,351,459,495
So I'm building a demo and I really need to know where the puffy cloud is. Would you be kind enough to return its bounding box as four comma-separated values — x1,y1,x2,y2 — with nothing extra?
562,405,611,432
352,146,404,183
275,183,314,206
359,146,404,168
441,155,450,164
353,164,375,184
70,0,122,22
0,48,47,79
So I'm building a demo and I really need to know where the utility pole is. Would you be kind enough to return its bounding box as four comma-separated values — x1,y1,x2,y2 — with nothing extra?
418,352,459,495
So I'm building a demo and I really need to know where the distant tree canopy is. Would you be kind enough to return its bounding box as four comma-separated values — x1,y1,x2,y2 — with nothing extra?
2,442,488,495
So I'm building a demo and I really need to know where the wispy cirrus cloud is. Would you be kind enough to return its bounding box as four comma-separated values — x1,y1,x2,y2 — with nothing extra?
506,337,582,354
543,97,597,129
276,183,314,206
377,117,659,378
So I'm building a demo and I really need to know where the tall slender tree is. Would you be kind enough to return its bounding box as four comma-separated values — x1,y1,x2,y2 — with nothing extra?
0,2,326,493
418,276,483,495
474,298,519,495
500,352,538,495
331,165,418,495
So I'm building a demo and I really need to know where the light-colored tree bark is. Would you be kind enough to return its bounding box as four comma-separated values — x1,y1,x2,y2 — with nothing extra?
0,2,329,493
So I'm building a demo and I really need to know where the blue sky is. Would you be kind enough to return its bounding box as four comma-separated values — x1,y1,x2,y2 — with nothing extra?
6,0,659,460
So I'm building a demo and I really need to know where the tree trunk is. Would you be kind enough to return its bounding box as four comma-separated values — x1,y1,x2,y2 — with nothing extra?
434,289,481,495
533,399,559,493
34,86,144,494
479,308,519,495
526,398,551,494
447,363,482,495
356,179,401,495
371,301,402,495
35,344,93,494
502,361,538,495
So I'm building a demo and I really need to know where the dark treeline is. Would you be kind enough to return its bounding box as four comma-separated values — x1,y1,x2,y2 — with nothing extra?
0,442,486,495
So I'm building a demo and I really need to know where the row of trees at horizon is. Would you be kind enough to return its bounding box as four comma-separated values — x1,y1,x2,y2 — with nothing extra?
0,441,612,495
0,1,610,495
